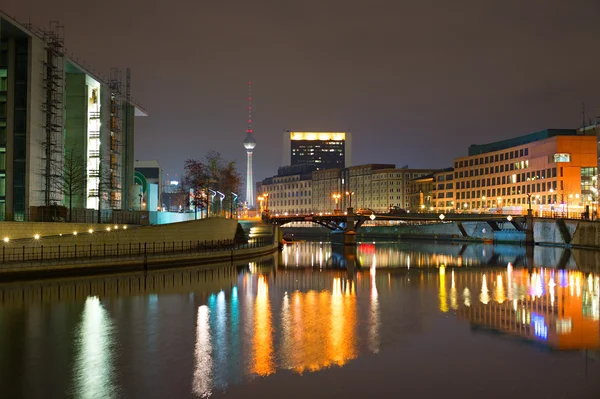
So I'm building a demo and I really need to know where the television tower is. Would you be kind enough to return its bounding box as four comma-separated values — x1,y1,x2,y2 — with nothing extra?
243,81,256,207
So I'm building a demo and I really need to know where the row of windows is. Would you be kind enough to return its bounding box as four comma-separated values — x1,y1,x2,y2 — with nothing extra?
272,198,312,207
451,168,558,190
269,190,312,199
455,148,529,168
454,161,531,178
453,181,560,200
453,194,560,207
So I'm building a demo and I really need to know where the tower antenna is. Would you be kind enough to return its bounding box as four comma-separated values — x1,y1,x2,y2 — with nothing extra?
243,81,257,207
247,81,252,134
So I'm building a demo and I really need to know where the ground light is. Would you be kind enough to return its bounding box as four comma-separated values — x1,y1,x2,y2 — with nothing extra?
34,234,40,240
73,231,78,236
3,237,9,243
106,227,111,232
88,229,94,234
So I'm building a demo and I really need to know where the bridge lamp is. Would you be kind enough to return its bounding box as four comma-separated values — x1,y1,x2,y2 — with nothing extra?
439,214,445,221
88,229,94,234
507,215,513,222
369,213,376,221
3,237,9,243
34,234,40,240
257,196,264,212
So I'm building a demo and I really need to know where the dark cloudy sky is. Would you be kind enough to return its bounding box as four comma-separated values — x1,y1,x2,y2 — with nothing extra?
5,0,600,184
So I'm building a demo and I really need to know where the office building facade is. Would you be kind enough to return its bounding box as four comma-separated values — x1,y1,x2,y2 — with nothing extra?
449,129,597,216
283,131,352,170
0,13,146,220
256,164,315,215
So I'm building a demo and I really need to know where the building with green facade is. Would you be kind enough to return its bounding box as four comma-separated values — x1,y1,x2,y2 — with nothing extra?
0,12,146,220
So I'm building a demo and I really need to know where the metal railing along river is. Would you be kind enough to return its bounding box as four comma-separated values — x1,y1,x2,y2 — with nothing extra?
0,236,275,269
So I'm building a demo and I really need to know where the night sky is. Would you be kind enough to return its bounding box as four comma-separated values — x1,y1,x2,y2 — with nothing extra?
5,0,600,183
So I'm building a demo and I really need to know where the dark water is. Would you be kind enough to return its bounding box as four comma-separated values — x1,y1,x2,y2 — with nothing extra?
1,241,599,398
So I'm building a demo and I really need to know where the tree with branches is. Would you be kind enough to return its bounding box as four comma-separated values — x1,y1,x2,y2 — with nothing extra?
183,153,242,219
60,149,87,222
183,159,209,219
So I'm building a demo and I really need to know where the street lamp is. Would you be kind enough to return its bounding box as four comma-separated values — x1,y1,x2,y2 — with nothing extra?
257,195,264,213
263,193,269,212
332,193,341,213
345,191,354,209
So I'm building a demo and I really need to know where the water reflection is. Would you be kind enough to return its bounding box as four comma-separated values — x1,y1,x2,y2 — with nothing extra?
1,243,600,398
448,267,600,349
251,276,274,376
73,297,118,399
193,306,212,398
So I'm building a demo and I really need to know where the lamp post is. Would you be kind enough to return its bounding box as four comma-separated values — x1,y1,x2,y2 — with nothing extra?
345,191,354,210
332,193,341,214
257,195,264,213
231,192,238,219
264,193,269,212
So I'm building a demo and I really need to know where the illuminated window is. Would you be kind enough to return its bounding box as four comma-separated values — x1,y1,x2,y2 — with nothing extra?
554,153,571,163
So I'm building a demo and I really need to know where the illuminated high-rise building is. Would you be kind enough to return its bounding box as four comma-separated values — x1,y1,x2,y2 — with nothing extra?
283,131,352,170
0,12,146,221
243,82,256,207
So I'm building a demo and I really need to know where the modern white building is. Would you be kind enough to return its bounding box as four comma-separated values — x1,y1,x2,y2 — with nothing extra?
0,12,147,220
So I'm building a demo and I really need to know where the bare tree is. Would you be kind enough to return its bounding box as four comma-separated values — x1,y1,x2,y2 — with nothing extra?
183,159,209,219
60,149,87,222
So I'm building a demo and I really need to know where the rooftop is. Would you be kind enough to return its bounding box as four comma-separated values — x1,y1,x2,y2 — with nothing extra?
467,128,579,156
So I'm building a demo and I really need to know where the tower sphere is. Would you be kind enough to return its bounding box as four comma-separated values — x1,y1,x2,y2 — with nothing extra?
243,132,256,150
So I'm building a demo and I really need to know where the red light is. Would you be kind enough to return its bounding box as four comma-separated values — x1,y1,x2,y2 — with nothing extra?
246,129,253,133
248,119,252,123
248,107,252,110
248,97,252,100
248,81,252,85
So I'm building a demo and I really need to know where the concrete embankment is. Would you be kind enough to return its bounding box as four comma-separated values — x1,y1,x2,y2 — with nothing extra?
0,240,279,281
284,221,525,244
534,218,600,250
0,218,279,281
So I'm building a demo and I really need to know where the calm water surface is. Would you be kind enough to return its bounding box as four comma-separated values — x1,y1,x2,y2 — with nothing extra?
1,241,599,398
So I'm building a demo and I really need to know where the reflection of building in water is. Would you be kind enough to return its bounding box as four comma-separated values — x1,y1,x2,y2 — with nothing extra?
252,276,274,376
280,241,529,270
446,266,600,349
0,263,246,307
193,305,212,398
279,277,357,373
73,297,118,398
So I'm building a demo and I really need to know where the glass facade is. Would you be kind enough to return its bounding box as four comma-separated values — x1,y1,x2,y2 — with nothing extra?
291,140,345,170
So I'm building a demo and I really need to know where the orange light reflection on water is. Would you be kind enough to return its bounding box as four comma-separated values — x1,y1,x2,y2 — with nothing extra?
251,275,274,376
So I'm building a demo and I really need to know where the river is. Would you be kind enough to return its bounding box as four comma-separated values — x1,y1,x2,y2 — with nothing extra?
0,240,599,398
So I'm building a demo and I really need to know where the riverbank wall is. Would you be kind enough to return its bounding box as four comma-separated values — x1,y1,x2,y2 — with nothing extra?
0,219,279,281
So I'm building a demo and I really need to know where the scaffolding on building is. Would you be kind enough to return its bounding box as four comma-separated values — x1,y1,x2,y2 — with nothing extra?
123,67,132,210
38,21,65,207
109,67,123,209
